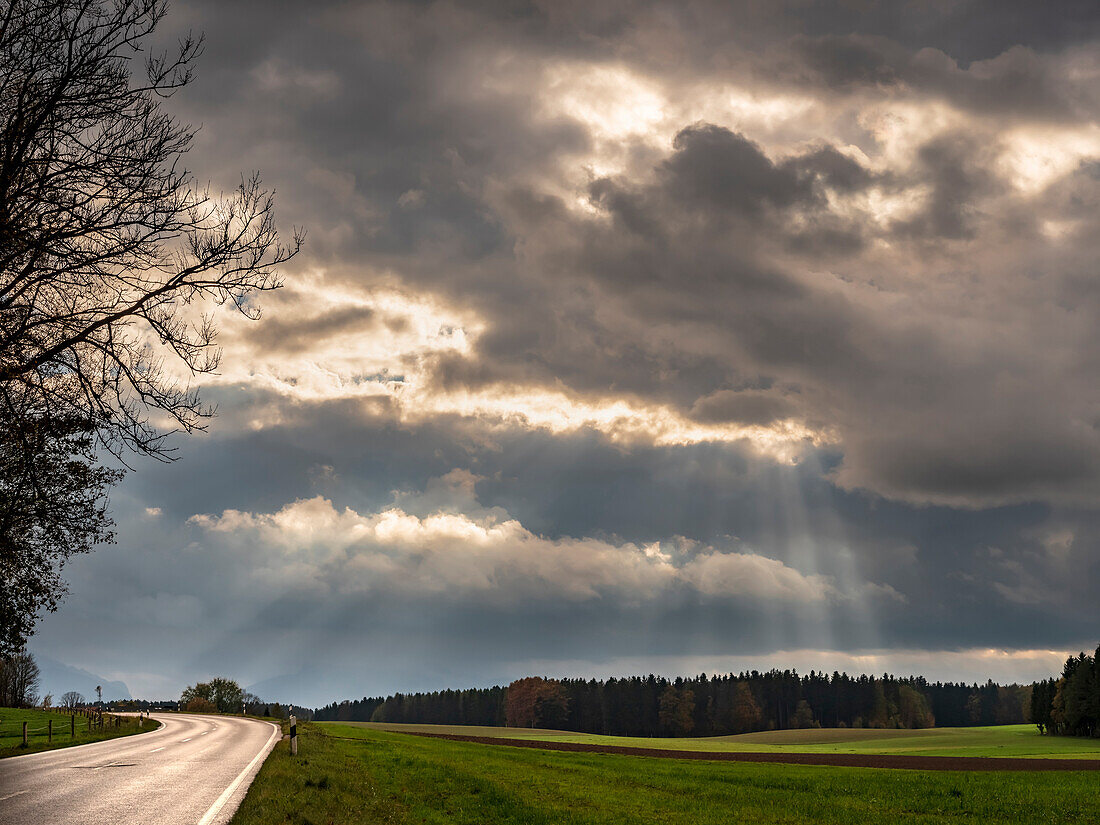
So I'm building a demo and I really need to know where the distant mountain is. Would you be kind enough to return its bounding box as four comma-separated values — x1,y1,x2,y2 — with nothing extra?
33,653,131,703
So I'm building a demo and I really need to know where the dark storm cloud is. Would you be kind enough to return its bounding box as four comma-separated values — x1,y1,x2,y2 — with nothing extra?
154,0,1100,509
788,0,1100,63
432,123,877,413
785,145,876,192
689,389,797,426
247,305,378,353
660,125,813,213
789,33,1087,120
890,132,1001,240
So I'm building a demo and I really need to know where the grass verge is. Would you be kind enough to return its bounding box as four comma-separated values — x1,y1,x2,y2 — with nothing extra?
231,722,1100,825
0,707,151,758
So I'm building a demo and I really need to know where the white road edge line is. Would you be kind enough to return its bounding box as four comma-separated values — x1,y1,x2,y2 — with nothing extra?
180,738,191,742
150,747,165,752
197,721,281,825
0,790,27,802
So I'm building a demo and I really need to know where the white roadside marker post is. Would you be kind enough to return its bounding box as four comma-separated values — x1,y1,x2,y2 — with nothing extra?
290,715,298,756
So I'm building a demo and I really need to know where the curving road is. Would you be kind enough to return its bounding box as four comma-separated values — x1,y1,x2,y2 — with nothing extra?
0,713,280,825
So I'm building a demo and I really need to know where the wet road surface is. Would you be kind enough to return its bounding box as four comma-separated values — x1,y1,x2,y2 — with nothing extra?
0,713,280,825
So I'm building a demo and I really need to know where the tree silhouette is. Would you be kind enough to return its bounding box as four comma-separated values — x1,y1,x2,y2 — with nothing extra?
60,690,84,709
0,0,300,456
0,0,299,650
0,408,119,655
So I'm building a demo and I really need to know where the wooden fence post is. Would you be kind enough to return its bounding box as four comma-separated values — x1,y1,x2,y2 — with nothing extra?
71,713,75,737
48,719,52,742
22,721,27,747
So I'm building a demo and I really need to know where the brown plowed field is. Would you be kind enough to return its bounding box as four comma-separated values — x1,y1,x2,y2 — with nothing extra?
408,731,1100,771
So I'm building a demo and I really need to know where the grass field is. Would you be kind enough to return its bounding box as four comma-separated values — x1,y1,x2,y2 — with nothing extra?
0,707,150,758
333,721,1100,759
231,722,1100,825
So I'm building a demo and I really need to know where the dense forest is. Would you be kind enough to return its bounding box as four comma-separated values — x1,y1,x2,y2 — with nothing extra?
314,670,1033,736
1031,646,1100,737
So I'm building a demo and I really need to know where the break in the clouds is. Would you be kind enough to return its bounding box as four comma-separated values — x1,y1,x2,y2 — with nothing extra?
31,1,1100,703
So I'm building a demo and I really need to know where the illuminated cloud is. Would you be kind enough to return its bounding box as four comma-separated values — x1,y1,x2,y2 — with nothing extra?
156,0,1100,512
203,276,825,458
187,472,875,606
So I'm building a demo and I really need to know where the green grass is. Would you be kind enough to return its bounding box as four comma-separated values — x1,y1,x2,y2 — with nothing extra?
0,707,150,758
330,721,1100,759
231,722,1100,825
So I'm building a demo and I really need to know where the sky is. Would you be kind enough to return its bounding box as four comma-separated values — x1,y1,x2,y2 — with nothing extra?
31,0,1100,707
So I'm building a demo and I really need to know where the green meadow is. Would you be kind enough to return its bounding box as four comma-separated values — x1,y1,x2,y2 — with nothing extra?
231,722,1100,825
338,721,1100,759
0,707,149,757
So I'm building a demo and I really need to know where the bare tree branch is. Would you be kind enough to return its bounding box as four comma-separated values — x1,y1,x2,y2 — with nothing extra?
0,0,302,459
0,0,302,654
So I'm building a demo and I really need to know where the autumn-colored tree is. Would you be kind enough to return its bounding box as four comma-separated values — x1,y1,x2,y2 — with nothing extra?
505,677,569,728
505,678,539,727
658,685,695,736
185,697,216,713
729,681,761,733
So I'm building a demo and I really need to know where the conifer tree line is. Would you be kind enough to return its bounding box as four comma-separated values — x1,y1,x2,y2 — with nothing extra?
314,669,1036,736
1030,646,1100,737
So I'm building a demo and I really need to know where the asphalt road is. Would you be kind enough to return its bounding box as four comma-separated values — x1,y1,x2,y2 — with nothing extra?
0,713,280,825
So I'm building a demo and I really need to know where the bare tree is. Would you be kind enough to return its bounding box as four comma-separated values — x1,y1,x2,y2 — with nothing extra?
0,0,301,458
0,650,39,706
60,690,84,709
0,0,300,650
